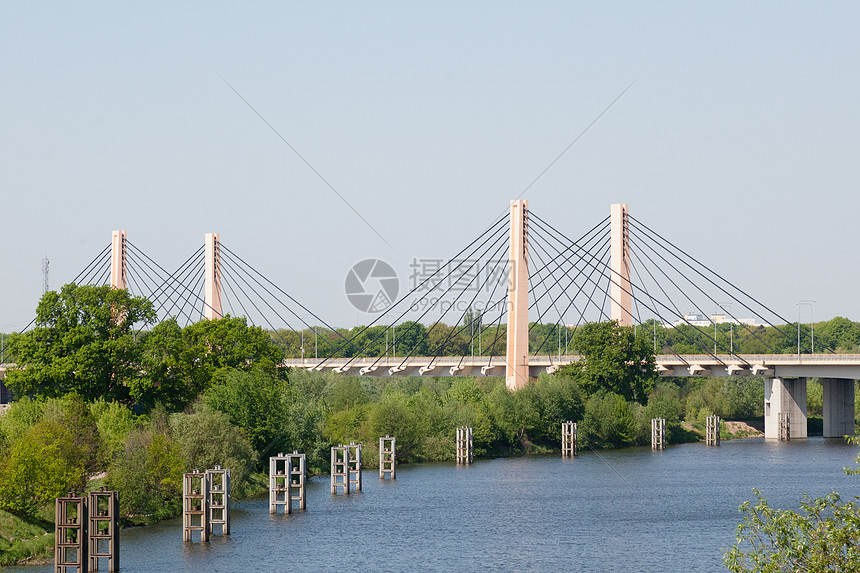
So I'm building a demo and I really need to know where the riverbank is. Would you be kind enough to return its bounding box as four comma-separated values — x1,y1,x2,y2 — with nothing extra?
0,510,53,567
0,418,771,567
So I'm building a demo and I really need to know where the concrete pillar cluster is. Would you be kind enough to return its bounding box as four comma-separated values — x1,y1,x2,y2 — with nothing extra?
651,418,666,450
87,488,119,572
330,445,350,495
270,452,306,513
561,421,577,457
182,467,231,542
269,453,290,512
379,436,396,479
456,427,474,465
347,442,362,492
182,471,209,542
706,415,720,446
55,493,88,573
287,452,307,511
55,489,120,573
206,466,231,534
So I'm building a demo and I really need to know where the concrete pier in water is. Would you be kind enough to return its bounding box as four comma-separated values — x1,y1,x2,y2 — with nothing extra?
561,421,577,457
379,436,396,479
456,427,473,464
651,418,666,450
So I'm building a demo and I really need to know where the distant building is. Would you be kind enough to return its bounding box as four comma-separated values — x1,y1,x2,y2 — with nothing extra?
672,313,760,328
674,313,711,327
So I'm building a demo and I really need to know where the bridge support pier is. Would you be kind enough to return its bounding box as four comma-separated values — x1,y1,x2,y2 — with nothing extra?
764,377,807,439
822,378,855,437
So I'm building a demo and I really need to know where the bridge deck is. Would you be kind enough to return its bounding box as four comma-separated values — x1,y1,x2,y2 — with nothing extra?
282,354,860,379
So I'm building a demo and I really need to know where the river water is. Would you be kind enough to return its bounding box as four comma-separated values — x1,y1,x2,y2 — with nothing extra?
8,437,859,572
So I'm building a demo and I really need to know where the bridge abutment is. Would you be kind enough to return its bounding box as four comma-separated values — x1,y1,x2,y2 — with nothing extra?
822,378,856,437
764,377,807,439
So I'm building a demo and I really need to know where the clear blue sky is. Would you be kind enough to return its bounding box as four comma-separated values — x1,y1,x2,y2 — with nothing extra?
2,2,858,330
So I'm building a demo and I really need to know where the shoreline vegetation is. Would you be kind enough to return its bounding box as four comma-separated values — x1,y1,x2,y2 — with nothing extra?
1,284,859,567
0,408,768,568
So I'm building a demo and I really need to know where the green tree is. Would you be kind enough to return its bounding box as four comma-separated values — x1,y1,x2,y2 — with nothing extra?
0,418,84,517
6,284,156,402
558,320,658,404
391,321,429,357
204,368,290,456
138,316,285,410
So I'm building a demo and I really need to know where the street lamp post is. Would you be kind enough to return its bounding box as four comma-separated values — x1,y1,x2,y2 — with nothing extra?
653,320,657,353
811,306,815,354
557,323,561,361
718,303,732,354
713,307,718,355
795,300,816,355
471,318,475,360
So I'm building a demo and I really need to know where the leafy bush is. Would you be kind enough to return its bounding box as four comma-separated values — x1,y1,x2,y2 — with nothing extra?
89,399,140,459
367,392,421,462
579,392,638,448
0,397,46,445
170,402,256,496
106,422,183,522
42,396,105,478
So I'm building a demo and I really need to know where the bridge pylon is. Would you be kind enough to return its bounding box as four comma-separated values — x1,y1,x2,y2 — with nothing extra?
205,233,223,320
506,200,530,390
610,203,633,326
110,230,127,290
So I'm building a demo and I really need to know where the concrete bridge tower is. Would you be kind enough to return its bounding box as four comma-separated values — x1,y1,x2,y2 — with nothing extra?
506,200,530,390
110,231,127,290
205,233,223,320
610,204,633,326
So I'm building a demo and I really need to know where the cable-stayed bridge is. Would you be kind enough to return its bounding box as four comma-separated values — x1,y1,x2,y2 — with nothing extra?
2,201,857,440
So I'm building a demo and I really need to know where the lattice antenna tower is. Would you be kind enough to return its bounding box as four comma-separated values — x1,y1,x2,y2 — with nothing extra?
42,255,49,294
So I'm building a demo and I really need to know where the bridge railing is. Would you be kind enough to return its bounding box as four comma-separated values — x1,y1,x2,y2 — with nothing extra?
282,353,860,369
